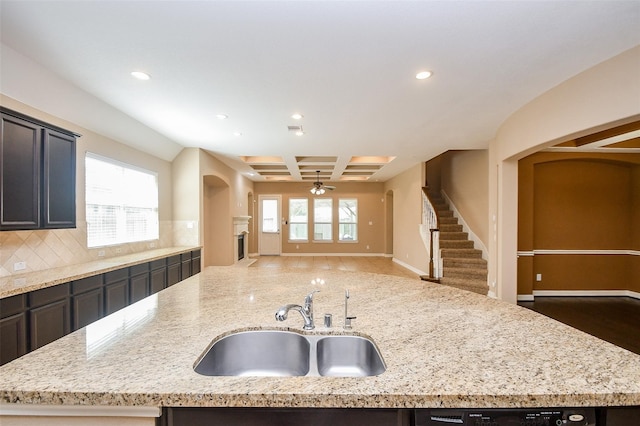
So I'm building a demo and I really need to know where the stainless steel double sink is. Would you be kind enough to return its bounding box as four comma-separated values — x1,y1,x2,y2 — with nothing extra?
194,330,386,377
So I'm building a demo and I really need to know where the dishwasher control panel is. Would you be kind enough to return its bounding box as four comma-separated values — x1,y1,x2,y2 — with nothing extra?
414,408,596,426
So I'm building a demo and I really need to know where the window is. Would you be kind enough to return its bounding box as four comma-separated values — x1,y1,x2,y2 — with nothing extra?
85,153,159,248
339,198,358,241
313,198,332,241
289,198,308,241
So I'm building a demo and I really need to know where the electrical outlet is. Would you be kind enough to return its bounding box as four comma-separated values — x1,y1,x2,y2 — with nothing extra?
536,273,542,281
14,261,26,271
115,247,122,254
366,245,370,250
98,250,105,257
150,242,156,248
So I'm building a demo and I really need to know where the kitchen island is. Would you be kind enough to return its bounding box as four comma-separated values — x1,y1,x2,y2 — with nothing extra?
1,265,639,425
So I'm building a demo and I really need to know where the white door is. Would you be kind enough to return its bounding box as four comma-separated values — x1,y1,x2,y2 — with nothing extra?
259,195,281,255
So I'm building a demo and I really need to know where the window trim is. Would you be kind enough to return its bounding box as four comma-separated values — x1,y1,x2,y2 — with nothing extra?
312,197,333,242
288,197,309,242
338,198,358,243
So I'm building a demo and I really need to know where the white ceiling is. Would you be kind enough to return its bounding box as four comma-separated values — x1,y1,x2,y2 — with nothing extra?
1,1,639,182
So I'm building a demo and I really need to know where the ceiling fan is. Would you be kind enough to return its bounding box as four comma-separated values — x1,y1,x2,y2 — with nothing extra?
309,170,335,195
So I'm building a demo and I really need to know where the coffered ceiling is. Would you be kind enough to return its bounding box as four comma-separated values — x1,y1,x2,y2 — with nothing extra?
1,1,639,182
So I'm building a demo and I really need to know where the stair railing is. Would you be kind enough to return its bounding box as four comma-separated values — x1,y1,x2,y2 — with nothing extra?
421,187,441,280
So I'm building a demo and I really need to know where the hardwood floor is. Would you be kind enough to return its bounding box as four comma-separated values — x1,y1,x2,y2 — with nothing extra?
249,255,419,279
519,296,640,355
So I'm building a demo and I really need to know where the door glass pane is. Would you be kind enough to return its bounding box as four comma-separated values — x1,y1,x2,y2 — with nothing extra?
262,199,278,232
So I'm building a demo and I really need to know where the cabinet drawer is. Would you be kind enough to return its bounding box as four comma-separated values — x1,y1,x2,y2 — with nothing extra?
167,255,181,266
150,258,166,270
180,252,192,262
105,268,128,284
71,275,103,294
191,249,201,258
0,294,27,318
130,262,149,276
29,283,69,308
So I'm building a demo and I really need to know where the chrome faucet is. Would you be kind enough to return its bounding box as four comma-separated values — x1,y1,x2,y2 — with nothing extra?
344,289,356,330
275,290,320,330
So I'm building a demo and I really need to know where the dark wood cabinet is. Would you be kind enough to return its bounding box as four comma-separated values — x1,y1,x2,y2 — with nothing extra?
150,259,167,295
0,294,28,366
0,113,41,229
29,300,70,350
0,108,78,231
167,255,181,286
28,284,71,351
191,249,201,275
72,288,104,330
130,263,150,304
181,252,192,279
71,275,104,330
161,407,408,426
104,269,129,315
42,128,76,228
0,313,28,365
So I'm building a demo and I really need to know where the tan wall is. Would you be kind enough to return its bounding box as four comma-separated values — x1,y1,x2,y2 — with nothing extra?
1,96,174,276
171,148,201,247
517,152,640,294
252,181,386,255
384,164,429,274
489,46,640,302
172,149,254,265
440,150,489,247
199,150,254,266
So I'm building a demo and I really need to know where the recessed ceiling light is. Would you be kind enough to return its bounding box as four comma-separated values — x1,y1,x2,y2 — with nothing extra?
291,113,304,120
415,70,433,80
131,71,151,80
295,131,304,136
234,131,243,137
216,114,229,120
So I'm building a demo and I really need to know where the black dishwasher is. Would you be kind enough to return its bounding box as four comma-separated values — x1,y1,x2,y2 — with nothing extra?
414,408,596,426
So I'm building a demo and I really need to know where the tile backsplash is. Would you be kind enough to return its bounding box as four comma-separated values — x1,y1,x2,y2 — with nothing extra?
0,221,178,277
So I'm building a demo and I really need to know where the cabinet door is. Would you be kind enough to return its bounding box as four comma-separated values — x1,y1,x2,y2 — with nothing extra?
130,273,149,304
0,113,41,230
167,262,181,287
29,299,71,351
105,279,128,315
150,267,167,294
72,288,104,330
42,128,76,228
0,312,28,366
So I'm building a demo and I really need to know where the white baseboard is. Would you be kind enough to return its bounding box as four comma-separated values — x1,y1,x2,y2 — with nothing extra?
517,294,535,302
392,258,428,276
518,290,640,300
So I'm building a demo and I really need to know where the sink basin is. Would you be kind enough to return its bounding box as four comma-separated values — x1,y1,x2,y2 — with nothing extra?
194,330,310,376
316,335,386,377
194,330,385,377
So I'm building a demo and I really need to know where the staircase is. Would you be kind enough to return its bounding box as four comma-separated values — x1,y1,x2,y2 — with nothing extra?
424,192,489,295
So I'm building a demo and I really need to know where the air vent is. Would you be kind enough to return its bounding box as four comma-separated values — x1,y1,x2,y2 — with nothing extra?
287,125,302,132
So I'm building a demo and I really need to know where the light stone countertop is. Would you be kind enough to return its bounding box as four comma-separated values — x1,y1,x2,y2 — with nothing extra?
1,265,639,409
0,247,199,299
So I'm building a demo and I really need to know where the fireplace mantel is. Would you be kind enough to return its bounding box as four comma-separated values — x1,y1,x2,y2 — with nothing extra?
232,216,251,236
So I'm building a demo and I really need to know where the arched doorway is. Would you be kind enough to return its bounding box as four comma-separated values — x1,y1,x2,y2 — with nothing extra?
203,175,232,266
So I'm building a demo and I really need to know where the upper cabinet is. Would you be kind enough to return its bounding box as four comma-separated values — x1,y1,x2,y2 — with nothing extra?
0,108,78,231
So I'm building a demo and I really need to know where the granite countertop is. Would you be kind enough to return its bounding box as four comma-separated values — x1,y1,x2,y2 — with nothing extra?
0,246,199,299
1,266,639,409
